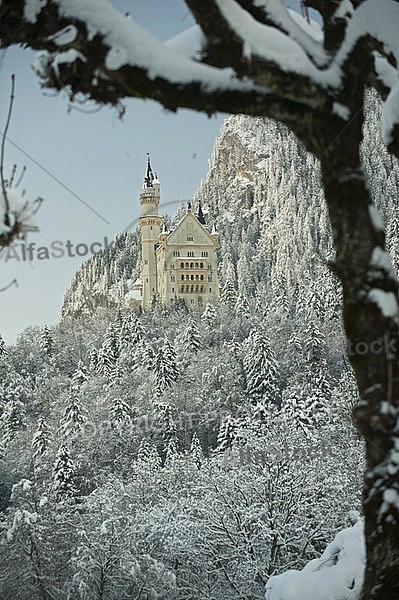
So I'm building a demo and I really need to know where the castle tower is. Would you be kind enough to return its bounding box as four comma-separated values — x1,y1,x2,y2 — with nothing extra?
139,155,163,309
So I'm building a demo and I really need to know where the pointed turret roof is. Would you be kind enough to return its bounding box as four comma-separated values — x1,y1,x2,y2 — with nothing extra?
197,201,206,225
143,153,155,188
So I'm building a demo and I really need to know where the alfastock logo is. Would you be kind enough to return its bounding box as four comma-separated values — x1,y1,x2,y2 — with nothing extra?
1,237,114,262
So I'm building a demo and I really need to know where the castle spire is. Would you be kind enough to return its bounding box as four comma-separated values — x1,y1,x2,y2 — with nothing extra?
143,153,154,188
197,200,206,225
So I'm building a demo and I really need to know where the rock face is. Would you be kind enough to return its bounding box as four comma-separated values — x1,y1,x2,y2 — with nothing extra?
61,95,399,319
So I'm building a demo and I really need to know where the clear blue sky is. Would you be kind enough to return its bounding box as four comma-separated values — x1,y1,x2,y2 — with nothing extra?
0,1,228,344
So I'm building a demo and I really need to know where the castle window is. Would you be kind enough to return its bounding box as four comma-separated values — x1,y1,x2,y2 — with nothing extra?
172,288,175,293
195,285,199,292
200,275,204,281
181,262,184,269
209,288,212,293
187,236,193,241
186,285,189,293
191,275,194,281
173,251,180,257
181,275,184,281
207,265,212,271
190,262,194,268
186,275,189,280
191,285,194,293
144,259,148,265
191,299,195,304
195,275,199,280
195,262,199,268
185,262,189,268
201,251,209,257
180,286,184,293
200,262,204,269
200,285,204,293
208,275,212,281
171,275,175,282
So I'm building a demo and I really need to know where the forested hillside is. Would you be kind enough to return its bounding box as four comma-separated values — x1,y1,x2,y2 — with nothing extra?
0,91,397,599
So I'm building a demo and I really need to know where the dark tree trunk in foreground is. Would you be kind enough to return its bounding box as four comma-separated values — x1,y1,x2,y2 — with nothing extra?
1,1,399,597
320,124,399,599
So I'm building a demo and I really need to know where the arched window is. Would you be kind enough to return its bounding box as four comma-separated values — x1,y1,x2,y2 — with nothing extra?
195,262,199,268
191,275,194,281
191,285,194,293
181,275,184,280
185,262,189,269
200,262,204,269
200,285,204,293
195,285,199,292
180,262,184,269
195,275,199,280
190,262,194,269
200,275,204,281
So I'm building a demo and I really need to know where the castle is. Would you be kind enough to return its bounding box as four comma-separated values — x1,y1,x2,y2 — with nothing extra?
131,156,220,310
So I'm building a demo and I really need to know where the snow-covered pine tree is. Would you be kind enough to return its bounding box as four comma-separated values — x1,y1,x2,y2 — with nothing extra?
201,302,217,328
216,415,239,453
242,329,280,406
60,389,87,437
303,322,331,399
32,416,51,458
1,397,25,446
40,325,53,357
52,444,77,499
221,280,238,310
119,312,144,349
0,334,7,358
179,318,202,354
235,294,251,319
110,396,131,428
134,339,155,371
96,323,120,375
70,360,88,392
153,339,179,393
136,438,161,470
190,432,203,468
88,348,98,373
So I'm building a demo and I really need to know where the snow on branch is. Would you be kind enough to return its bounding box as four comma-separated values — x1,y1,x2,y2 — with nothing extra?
265,520,365,600
0,187,40,247
1,1,399,151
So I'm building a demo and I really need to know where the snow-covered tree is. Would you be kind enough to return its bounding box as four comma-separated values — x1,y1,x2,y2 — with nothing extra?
201,302,217,328
190,432,203,468
60,390,87,437
70,360,88,392
221,280,238,310
110,396,131,428
32,416,51,458
242,329,280,406
0,334,7,358
52,444,77,499
153,339,179,394
179,318,202,354
40,325,53,357
1,397,25,445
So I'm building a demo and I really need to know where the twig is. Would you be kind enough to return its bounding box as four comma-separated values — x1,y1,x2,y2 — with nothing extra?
0,278,18,292
0,74,16,223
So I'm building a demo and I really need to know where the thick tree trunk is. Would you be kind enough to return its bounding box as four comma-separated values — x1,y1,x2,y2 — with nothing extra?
319,120,399,599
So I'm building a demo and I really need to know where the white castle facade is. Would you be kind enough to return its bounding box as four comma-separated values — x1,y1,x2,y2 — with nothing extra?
132,157,220,310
